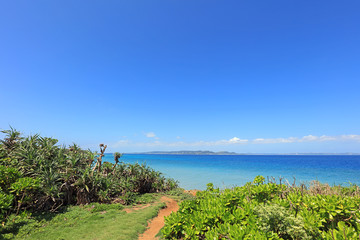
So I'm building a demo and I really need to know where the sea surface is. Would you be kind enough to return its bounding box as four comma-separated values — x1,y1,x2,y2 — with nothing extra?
102,154,360,190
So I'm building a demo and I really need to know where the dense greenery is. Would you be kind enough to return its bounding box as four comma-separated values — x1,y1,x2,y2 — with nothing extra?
2,196,165,240
3,127,360,239
162,176,360,239
0,128,178,230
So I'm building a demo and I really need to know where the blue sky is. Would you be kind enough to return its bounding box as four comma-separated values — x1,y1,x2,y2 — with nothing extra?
1,0,359,153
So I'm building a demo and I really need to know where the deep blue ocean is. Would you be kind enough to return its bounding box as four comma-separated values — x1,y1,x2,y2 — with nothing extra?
102,154,360,190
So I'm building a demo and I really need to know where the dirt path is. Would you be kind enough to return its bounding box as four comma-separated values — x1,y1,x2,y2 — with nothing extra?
185,189,199,196
138,196,179,240
124,204,151,213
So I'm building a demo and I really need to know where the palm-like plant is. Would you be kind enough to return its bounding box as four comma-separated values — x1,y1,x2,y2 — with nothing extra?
92,144,107,172
112,152,122,172
0,128,178,221
0,127,23,156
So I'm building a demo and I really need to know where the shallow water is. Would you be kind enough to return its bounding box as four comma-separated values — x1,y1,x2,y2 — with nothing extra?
102,154,360,190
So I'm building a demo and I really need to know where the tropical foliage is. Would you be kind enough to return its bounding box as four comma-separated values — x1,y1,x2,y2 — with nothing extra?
0,128,178,227
162,177,360,239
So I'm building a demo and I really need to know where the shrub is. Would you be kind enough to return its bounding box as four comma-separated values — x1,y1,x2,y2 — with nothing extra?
0,128,178,226
0,191,14,220
254,204,308,239
0,165,21,191
162,176,360,239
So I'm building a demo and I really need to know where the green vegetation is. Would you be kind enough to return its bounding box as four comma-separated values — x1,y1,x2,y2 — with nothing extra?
0,128,178,237
162,176,360,239
1,197,165,240
165,188,196,202
3,127,360,239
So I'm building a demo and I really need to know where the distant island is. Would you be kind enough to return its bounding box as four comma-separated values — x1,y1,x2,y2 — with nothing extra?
129,150,239,155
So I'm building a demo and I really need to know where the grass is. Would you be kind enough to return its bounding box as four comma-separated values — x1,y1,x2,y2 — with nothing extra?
1,194,166,240
1,191,194,240
165,188,196,201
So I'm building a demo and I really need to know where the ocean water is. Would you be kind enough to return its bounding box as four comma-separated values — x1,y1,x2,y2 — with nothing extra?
102,154,360,190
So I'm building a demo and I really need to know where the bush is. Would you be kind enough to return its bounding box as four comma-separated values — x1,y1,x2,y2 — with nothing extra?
255,204,308,239
0,191,14,220
0,128,178,227
162,176,360,239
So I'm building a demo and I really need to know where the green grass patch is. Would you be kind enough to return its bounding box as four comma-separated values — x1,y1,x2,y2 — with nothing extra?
1,200,165,240
165,188,195,201
134,192,159,205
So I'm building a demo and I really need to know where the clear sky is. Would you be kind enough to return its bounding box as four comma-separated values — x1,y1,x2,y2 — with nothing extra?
1,0,359,153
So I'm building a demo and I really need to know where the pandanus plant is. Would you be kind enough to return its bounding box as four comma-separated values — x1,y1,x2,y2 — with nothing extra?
0,128,179,217
0,127,23,156
92,144,107,172
112,152,122,172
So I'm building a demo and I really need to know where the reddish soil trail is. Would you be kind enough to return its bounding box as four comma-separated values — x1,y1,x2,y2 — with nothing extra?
138,196,179,240
185,189,199,197
124,204,151,213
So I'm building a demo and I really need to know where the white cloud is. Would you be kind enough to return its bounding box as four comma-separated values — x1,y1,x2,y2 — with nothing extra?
340,135,360,141
299,135,318,142
252,134,360,144
111,134,360,149
298,134,360,143
318,135,337,141
111,137,248,148
145,132,156,138
229,137,248,144
253,138,266,143
253,137,297,144
112,140,130,148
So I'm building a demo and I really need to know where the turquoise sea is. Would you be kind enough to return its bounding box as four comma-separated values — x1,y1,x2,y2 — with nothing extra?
102,154,360,190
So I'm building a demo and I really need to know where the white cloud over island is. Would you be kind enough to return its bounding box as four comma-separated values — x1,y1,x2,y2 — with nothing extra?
229,137,248,143
112,134,360,149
